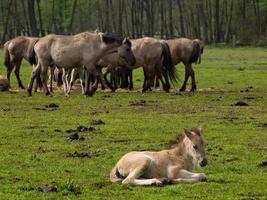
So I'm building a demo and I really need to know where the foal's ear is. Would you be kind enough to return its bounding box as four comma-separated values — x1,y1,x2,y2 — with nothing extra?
184,129,194,139
193,127,203,136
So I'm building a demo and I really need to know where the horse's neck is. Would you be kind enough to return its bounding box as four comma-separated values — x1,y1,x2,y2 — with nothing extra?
102,43,119,56
170,142,195,171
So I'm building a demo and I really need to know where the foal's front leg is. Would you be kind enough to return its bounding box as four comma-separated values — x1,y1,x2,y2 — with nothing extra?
171,169,207,184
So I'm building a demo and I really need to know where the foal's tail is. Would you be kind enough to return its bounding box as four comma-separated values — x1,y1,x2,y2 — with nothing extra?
189,39,203,64
110,166,124,183
161,42,178,84
3,41,11,69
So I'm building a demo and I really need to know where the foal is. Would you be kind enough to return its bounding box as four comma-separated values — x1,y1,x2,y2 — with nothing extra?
110,127,207,186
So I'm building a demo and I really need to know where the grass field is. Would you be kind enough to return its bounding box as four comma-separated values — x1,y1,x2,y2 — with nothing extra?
0,47,266,200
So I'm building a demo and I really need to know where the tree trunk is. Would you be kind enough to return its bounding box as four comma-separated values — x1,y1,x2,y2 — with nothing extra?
69,0,78,34
27,0,38,36
37,0,44,36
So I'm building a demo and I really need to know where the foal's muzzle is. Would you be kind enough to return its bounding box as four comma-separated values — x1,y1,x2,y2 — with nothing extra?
200,158,208,167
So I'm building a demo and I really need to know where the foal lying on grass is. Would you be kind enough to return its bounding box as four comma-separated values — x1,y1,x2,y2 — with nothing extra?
110,127,207,186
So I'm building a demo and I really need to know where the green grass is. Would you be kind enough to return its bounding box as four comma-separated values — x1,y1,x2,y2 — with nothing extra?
0,47,267,199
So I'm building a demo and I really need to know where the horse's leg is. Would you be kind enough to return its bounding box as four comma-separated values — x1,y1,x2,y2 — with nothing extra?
162,69,171,92
189,64,197,92
34,69,43,92
62,68,69,96
103,68,114,90
142,68,150,92
49,65,55,92
97,67,109,90
14,59,25,89
84,68,91,96
79,68,86,95
6,61,15,88
180,63,190,92
128,69,133,90
40,62,50,96
28,64,41,96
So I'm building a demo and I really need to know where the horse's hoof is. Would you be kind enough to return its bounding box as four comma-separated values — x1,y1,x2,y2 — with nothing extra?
179,88,186,92
45,92,51,96
190,88,196,92
199,173,207,182
163,88,170,93
27,89,32,96
152,179,163,186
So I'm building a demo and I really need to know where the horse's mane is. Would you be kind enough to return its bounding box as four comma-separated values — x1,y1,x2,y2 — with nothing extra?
167,134,185,149
102,34,124,45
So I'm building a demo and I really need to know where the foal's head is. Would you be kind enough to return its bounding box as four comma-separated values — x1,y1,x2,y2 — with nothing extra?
178,127,207,167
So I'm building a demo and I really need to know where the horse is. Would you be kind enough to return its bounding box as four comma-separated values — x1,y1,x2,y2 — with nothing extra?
3,36,39,89
110,127,207,186
97,37,177,92
165,38,204,92
27,32,135,96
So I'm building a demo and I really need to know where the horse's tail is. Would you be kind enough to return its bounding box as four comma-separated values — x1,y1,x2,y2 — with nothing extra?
189,39,203,64
161,42,178,84
3,42,11,69
110,166,124,183
28,40,39,65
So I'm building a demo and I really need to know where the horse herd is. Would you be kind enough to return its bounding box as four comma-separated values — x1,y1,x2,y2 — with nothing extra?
3,32,204,96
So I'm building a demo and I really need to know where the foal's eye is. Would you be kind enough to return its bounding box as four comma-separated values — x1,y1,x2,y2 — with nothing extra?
193,145,198,150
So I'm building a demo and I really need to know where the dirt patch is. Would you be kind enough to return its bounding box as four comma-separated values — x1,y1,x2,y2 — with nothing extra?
93,182,111,189
257,161,267,167
33,103,59,111
129,100,146,106
90,119,105,125
66,132,85,142
66,125,96,134
256,123,267,127
36,146,48,153
231,101,249,106
77,125,96,132
240,86,253,93
36,185,58,193
223,158,239,163
90,111,102,115
65,151,100,158
45,103,59,109
244,96,263,100
1,105,10,111
101,94,112,98
238,67,245,71
239,192,267,199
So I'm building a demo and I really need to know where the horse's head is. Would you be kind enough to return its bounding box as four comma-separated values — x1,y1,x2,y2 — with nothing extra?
182,127,207,167
117,38,136,66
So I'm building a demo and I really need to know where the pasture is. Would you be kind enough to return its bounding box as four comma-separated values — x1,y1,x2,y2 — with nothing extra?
0,47,266,199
